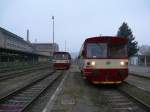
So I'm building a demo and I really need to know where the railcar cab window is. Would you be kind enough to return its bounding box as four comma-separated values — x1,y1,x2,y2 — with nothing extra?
54,54,68,60
108,44,127,58
86,43,107,58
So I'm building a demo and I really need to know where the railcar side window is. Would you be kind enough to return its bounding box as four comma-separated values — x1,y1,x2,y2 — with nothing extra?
86,43,107,58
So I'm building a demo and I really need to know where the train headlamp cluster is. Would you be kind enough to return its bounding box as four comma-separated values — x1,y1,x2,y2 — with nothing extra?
120,61,128,66
86,60,127,67
87,61,96,66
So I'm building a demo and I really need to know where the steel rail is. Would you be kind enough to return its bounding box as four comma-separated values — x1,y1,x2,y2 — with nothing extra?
0,71,61,112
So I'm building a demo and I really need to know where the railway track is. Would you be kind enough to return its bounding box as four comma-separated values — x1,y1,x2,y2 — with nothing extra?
0,65,51,81
119,81,150,111
100,85,150,112
0,71,62,112
0,63,50,73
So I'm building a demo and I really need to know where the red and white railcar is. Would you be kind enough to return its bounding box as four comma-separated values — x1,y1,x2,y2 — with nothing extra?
78,36,128,84
53,52,71,70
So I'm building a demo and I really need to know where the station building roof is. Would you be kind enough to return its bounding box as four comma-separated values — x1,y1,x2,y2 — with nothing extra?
0,27,59,57
0,27,30,45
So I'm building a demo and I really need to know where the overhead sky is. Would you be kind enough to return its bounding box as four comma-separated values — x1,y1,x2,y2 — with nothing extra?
0,0,150,53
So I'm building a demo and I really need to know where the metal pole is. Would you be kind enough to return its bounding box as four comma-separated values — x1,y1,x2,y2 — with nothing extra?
65,40,66,51
52,16,55,52
27,29,29,42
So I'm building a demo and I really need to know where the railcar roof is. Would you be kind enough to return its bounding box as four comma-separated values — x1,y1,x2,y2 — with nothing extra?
53,51,70,55
85,36,128,44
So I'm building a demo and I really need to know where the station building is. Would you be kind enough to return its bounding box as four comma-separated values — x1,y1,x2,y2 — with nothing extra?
0,27,59,66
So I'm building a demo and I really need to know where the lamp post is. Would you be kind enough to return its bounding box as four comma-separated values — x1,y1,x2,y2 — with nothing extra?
65,40,66,51
52,16,55,52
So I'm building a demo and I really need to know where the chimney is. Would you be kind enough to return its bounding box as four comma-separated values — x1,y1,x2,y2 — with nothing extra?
27,29,30,42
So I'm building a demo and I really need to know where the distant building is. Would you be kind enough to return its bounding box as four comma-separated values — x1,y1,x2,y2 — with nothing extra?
32,43,59,56
129,54,150,66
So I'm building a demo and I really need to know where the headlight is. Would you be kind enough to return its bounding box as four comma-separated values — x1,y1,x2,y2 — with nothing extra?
120,61,125,66
86,61,96,66
91,61,96,66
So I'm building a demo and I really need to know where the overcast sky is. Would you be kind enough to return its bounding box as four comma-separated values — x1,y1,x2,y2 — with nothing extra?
0,0,150,52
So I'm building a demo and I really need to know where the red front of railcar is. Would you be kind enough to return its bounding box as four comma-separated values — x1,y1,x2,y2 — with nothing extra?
53,52,71,70
83,65,128,84
79,36,128,84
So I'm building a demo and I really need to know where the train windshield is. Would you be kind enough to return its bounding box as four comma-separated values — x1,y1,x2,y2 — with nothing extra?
108,44,127,58
86,43,107,58
54,54,68,60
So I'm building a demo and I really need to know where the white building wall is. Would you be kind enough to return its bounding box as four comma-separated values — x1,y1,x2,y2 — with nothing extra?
129,56,138,65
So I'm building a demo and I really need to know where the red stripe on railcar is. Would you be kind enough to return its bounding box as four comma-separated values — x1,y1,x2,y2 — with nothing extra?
53,63,70,70
83,68,128,83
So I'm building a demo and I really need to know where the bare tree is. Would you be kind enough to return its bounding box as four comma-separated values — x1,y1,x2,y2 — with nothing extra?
139,45,150,56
